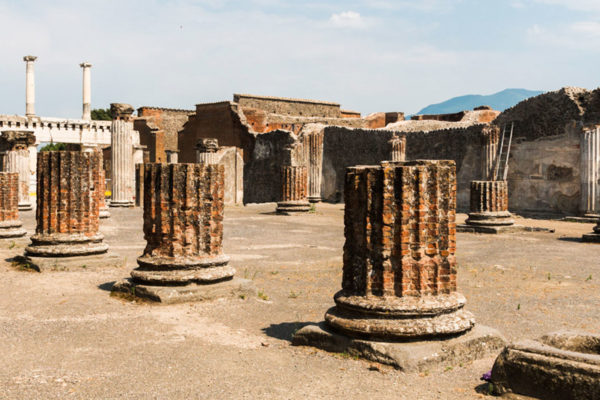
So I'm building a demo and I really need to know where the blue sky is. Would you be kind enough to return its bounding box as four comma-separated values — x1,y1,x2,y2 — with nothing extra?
1,0,599,118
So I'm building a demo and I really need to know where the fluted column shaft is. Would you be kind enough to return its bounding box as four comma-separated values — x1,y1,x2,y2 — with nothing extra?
110,120,135,207
26,151,107,256
581,127,600,216
2,150,32,210
481,126,500,180
324,160,474,340
196,152,218,165
0,172,26,238
276,166,310,214
304,132,324,202
466,180,514,227
389,136,406,162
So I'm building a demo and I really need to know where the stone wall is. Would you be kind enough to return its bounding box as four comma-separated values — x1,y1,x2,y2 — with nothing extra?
234,94,341,118
136,107,194,163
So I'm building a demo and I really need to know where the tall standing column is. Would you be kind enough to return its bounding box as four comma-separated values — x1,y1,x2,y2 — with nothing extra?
112,163,255,303
0,172,26,238
110,120,135,207
388,135,406,162
303,130,324,203
323,160,474,339
80,62,92,121
25,151,107,256
481,125,500,180
580,126,600,217
23,55,37,117
196,138,219,164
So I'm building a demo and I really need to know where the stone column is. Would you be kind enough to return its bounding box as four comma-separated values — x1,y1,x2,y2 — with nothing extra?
466,180,514,227
0,172,26,238
304,131,324,203
110,120,135,207
388,135,406,162
276,166,310,214
324,160,474,339
25,151,107,256
88,149,110,218
580,127,600,217
0,130,36,211
166,150,179,164
481,125,500,180
23,55,37,117
112,163,255,303
196,138,219,164
80,62,92,121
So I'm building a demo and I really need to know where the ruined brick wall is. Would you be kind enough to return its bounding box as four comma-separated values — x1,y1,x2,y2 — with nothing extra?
141,163,224,258
36,151,99,236
234,94,341,118
243,130,298,204
0,172,19,222
136,107,194,163
343,160,457,297
321,125,484,209
178,102,255,163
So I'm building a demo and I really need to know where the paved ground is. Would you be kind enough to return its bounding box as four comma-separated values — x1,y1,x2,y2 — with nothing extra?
0,203,598,399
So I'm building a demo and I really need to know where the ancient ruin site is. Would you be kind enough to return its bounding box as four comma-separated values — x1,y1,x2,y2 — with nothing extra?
2,2,600,399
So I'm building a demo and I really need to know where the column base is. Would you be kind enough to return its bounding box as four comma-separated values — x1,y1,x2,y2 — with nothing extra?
324,291,475,340
465,211,514,226
131,254,235,285
276,200,311,214
307,196,321,203
111,276,256,304
99,208,111,218
490,331,600,399
582,227,600,242
293,323,505,372
18,202,33,211
13,252,124,272
109,200,134,208
0,220,26,238
25,233,108,257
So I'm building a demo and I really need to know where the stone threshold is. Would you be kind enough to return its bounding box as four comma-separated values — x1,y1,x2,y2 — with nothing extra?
457,224,554,234
562,216,600,224
292,322,505,372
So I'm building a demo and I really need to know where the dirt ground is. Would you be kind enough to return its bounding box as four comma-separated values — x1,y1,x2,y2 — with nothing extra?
1,203,598,399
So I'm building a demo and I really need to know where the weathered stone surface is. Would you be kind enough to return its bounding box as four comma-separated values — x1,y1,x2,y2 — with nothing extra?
0,130,35,211
301,125,324,203
0,172,26,238
196,138,219,165
323,160,474,340
480,125,500,180
491,331,600,399
110,103,134,120
110,120,135,207
115,163,249,303
466,180,514,227
276,166,310,214
14,252,124,272
582,220,600,243
388,135,406,162
89,149,110,219
25,151,107,257
293,323,505,372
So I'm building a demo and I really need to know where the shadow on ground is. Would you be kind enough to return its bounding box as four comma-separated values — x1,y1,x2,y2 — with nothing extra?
98,281,116,291
262,321,317,342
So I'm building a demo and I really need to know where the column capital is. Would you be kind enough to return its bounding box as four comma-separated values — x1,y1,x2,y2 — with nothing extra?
23,55,37,62
80,62,92,68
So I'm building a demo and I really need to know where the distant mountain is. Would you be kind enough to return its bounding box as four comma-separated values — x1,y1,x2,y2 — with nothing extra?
415,88,544,115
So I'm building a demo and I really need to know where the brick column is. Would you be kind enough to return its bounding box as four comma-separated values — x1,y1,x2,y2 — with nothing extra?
303,131,323,203
129,163,234,284
466,180,514,227
580,127,600,217
0,172,26,238
324,160,474,339
90,150,110,219
481,125,500,180
276,166,310,214
388,135,406,162
110,120,135,207
25,151,107,256
196,138,219,165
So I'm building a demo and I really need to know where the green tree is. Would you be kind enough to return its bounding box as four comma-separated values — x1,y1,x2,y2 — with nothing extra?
91,108,112,121
39,142,67,152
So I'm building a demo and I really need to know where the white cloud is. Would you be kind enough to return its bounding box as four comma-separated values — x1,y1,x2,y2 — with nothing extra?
571,21,600,35
329,11,366,29
533,0,600,12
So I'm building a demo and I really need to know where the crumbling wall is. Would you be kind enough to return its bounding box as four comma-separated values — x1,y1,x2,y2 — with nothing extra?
243,130,297,204
136,107,194,163
321,125,483,209
234,94,341,117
